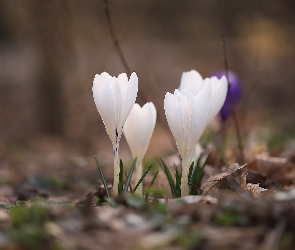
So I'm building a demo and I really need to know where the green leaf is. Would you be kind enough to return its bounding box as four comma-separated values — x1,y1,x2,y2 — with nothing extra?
188,161,194,183
94,156,110,198
118,159,124,194
124,158,137,193
158,158,177,198
189,153,210,195
145,170,159,199
189,157,202,195
203,153,210,167
124,171,133,192
133,164,154,193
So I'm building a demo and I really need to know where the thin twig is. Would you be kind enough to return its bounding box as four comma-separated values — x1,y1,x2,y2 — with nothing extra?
221,34,245,164
241,48,261,105
102,0,176,150
103,0,149,104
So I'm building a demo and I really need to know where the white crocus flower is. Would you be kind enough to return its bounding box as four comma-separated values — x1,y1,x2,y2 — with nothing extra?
164,89,210,196
92,72,138,195
179,70,228,125
172,70,227,196
123,102,157,195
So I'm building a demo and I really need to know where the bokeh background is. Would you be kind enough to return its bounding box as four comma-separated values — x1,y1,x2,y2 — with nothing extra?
1,0,295,164
1,3,295,249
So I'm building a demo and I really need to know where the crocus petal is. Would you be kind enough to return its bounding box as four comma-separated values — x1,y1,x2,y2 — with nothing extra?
164,93,184,155
138,103,156,156
207,76,228,123
188,91,210,151
117,73,128,92
179,70,203,96
92,75,116,146
200,78,212,98
174,89,183,101
109,77,122,130
123,104,141,158
179,94,192,158
179,88,194,99
123,102,157,162
120,72,138,131
100,72,112,83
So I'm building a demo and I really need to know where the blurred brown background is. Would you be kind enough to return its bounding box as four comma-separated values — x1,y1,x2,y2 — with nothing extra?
0,0,295,155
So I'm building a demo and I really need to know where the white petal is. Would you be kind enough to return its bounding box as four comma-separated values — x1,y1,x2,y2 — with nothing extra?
164,92,184,156
187,91,210,151
200,78,212,98
179,70,203,96
139,102,157,156
117,73,128,92
207,76,228,123
120,72,138,131
210,76,220,93
134,103,156,161
179,95,192,158
123,103,157,162
179,88,194,99
123,104,141,158
109,77,122,130
92,75,116,146
100,72,112,83
174,89,183,101
149,102,157,127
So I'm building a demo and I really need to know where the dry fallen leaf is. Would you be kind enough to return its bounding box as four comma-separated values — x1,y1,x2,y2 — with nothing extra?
247,154,295,185
240,172,267,198
199,163,246,196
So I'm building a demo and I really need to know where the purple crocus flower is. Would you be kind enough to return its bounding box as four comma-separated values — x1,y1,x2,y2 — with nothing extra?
211,70,242,122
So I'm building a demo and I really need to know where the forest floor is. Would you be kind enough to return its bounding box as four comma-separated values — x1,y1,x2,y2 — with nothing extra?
1,129,295,250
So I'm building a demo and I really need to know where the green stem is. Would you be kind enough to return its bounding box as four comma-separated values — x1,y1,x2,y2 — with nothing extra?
181,157,189,197
113,140,120,196
135,161,143,196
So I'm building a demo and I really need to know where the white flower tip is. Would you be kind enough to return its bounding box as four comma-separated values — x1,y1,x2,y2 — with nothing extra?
93,74,101,83
129,72,138,92
100,71,112,81
146,102,157,122
130,72,138,80
118,72,127,78
182,69,201,76
220,75,228,84
210,76,218,82
164,91,172,99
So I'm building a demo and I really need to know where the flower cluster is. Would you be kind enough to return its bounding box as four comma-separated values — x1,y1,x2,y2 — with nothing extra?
92,70,228,197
